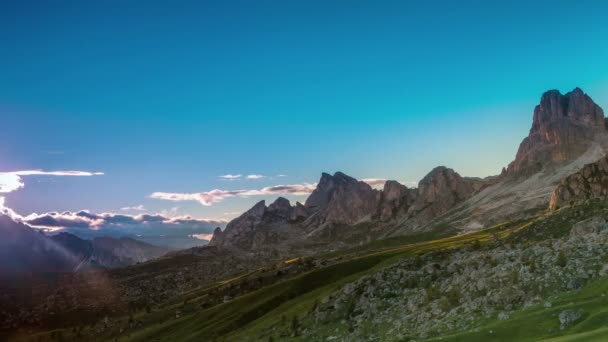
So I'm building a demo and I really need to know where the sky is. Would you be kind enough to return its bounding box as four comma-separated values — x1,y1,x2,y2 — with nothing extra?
2,0,608,227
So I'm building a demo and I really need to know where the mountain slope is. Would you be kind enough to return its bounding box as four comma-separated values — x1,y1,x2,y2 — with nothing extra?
0,215,168,276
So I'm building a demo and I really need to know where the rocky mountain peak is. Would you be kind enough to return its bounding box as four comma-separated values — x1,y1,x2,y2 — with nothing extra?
304,172,360,211
531,88,605,133
508,88,607,175
409,166,483,220
302,171,381,227
208,200,267,248
377,180,417,221
268,197,291,212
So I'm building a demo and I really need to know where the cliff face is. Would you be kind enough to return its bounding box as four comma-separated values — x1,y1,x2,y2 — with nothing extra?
304,172,381,227
408,167,484,220
208,200,267,249
508,88,607,175
377,180,417,221
549,156,608,210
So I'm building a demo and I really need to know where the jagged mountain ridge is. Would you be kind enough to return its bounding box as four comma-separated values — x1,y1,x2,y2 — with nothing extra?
211,88,608,251
209,166,484,251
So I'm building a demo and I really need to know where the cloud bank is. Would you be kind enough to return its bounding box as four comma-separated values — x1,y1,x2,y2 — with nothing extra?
150,183,317,206
22,210,227,248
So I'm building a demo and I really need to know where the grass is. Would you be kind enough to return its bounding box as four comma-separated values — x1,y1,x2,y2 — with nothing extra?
119,219,530,342
15,200,608,341
429,275,608,342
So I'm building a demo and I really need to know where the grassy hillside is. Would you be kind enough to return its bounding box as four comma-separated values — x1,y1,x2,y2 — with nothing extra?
13,201,608,341
119,218,533,341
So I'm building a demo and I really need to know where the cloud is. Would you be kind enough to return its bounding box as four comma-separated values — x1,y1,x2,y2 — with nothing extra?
362,178,388,189
276,174,288,177
362,178,419,189
402,180,418,188
150,183,317,206
191,233,214,241
218,174,242,180
0,170,103,194
120,205,146,211
0,169,104,225
21,210,227,248
246,174,266,180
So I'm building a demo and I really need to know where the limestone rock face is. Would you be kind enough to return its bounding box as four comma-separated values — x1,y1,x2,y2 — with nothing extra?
508,88,607,175
377,180,417,220
208,200,267,249
291,202,309,221
409,166,483,219
267,197,293,218
304,172,381,226
549,155,608,210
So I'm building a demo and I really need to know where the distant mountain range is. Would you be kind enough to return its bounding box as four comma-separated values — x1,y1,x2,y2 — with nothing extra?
0,215,167,276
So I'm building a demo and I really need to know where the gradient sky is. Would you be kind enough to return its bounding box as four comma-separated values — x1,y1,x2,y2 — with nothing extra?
2,0,608,221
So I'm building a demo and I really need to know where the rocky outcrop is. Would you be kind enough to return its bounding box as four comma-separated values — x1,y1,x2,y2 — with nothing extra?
304,172,381,227
377,180,417,221
408,166,484,220
208,200,267,249
508,88,607,175
549,155,608,210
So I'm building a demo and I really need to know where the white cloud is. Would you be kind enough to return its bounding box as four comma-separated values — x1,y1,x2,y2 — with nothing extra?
0,169,104,225
191,233,214,241
276,174,288,177
246,174,266,179
362,178,418,189
0,174,24,193
0,170,103,194
402,180,418,188
218,174,242,180
150,183,317,206
362,178,388,189
120,205,146,211
19,210,227,248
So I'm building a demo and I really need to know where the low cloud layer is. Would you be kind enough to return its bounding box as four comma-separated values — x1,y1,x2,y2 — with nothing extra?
150,183,317,206
21,210,227,248
362,178,418,189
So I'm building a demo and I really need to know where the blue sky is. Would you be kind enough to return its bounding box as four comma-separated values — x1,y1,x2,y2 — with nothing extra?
2,0,608,221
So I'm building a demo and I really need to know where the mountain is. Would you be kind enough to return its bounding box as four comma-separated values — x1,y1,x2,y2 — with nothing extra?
210,88,608,251
9,87,608,341
0,215,168,276
0,216,85,275
303,172,381,228
507,88,608,175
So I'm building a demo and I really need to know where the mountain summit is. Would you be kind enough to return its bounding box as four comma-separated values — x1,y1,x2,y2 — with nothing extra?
507,88,607,175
